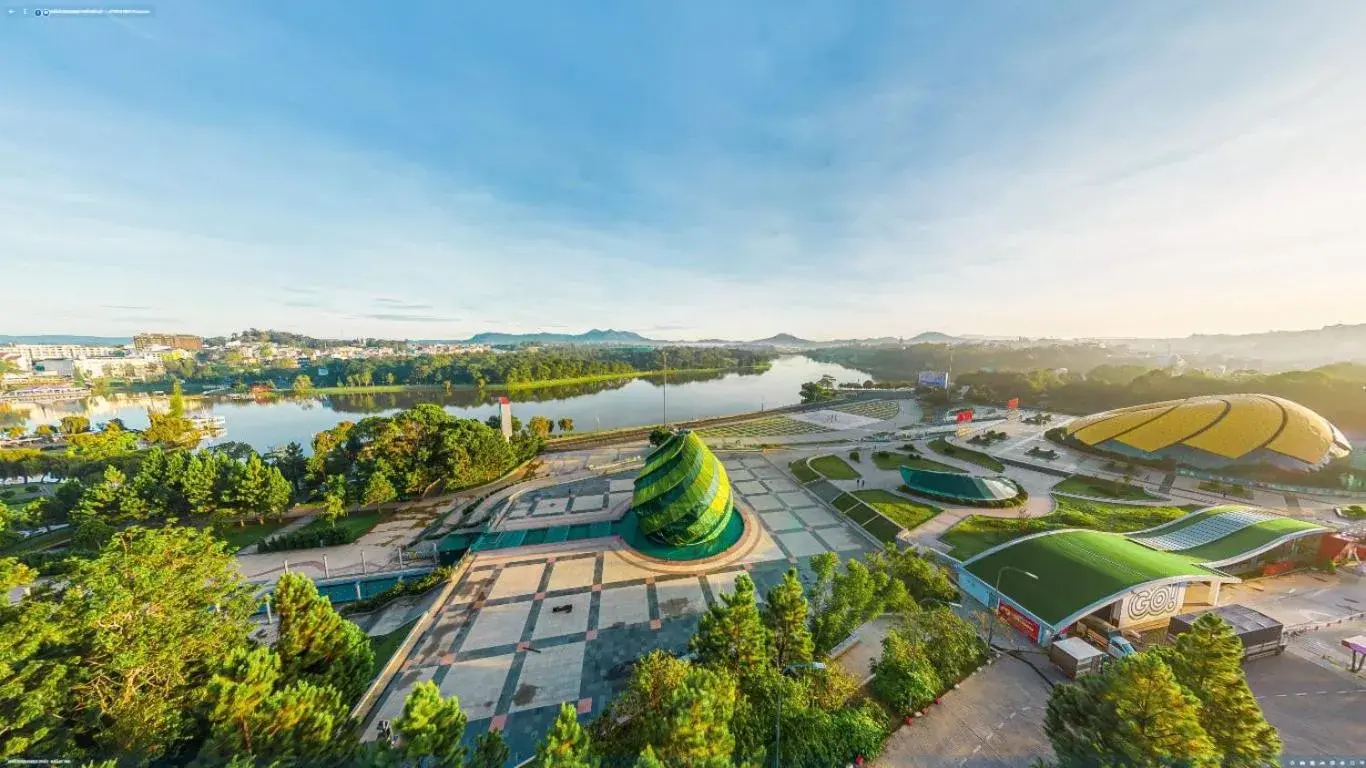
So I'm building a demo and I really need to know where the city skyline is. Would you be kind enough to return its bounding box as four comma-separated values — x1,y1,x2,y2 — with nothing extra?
4,1,1365,339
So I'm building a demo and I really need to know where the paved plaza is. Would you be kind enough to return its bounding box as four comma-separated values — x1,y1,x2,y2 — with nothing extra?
366,451,880,762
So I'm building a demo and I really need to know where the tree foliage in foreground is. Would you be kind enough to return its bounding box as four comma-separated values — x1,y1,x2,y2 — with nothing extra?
1045,652,1220,768
273,572,375,707
1155,613,1281,767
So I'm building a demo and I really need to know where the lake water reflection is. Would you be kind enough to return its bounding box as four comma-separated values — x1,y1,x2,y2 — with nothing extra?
5,355,872,453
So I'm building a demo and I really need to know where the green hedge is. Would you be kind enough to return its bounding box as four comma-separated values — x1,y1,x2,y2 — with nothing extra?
344,566,452,615
258,525,355,552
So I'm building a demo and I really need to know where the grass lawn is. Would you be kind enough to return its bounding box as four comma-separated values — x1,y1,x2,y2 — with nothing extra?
927,438,1005,473
789,459,820,484
0,483,52,504
852,489,941,531
810,454,862,480
941,496,1196,560
2,529,70,556
872,451,968,474
963,529,1217,625
214,519,292,552
1055,474,1161,501
368,618,419,677
298,508,389,540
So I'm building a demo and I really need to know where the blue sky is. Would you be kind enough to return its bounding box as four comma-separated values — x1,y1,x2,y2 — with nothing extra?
3,1,1365,340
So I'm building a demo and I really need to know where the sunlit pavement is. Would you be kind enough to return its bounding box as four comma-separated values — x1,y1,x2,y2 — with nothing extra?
362,451,879,761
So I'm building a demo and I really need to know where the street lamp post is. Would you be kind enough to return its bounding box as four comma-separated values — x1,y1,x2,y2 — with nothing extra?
776,661,825,767
985,566,1038,650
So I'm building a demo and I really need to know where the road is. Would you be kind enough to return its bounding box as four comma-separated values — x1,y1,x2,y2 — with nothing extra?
874,642,1366,766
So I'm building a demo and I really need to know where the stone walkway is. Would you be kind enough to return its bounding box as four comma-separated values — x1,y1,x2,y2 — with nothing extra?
363,451,880,761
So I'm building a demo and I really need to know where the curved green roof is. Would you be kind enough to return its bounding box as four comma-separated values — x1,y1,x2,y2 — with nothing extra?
632,430,736,547
900,466,1021,502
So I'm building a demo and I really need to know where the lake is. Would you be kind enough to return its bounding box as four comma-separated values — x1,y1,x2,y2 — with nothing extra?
2,356,872,453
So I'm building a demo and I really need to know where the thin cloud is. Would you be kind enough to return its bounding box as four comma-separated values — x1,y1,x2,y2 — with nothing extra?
358,312,459,323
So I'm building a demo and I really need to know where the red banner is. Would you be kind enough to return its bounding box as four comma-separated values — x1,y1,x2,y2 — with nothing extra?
955,409,975,423
996,601,1040,642
1006,398,1019,410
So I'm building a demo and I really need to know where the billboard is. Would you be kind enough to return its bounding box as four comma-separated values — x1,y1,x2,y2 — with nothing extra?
955,409,975,423
1006,398,1019,410
917,370,950,389
997,601,1043,643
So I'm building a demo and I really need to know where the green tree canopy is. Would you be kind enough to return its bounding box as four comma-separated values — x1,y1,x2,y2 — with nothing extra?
272,572,375,706
390,680,468,767
199,646,349,763
534,702,594,768
1044,652,1220,768
690,573,771,676
1157,613,1281,766
468,728,511,768
762,568,814,669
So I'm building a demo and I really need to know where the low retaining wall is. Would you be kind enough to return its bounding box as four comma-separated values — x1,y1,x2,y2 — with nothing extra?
350,554,474,725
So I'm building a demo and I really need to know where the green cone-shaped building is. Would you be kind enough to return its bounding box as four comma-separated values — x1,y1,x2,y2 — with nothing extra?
631,430,736,547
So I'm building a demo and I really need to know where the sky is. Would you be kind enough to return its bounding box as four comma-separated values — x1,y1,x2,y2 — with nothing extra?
3,1,1365,341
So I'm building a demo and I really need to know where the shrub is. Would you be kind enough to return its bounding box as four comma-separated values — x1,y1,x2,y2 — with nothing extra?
258,525,354,552
345,566,452,614
872,632,942,717
16,550,80,576
849,450,861,462
0,489,14,499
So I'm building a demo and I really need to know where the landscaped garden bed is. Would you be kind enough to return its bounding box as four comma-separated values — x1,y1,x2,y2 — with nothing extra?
811,454,862,480
1055,474,1161,501
940,496,1196,560
927,438,1005,472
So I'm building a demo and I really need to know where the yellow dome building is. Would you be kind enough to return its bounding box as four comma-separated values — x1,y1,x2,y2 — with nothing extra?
1063,394,1351,472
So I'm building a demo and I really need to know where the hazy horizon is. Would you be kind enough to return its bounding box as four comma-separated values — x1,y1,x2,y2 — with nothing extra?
5,1,1365,339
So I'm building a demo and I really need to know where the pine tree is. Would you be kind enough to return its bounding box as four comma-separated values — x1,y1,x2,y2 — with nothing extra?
533,702,594,767
467,728,511,768
273,573,375,705
200,646,348,762
762,568,814,669
181,451,222,516
229,454,292,522
654,665,737,763
1159,613,1281,766
1045,652,1220,768
392,680,468,767
60,526,258,757
0,561,72,759
633,745,665,768
690,573,771,676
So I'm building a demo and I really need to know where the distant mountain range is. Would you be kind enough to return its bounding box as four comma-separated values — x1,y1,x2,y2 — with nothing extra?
444,329,938,347
459,328,654,345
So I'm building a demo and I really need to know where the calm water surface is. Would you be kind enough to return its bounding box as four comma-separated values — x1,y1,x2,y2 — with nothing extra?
5,356,872,453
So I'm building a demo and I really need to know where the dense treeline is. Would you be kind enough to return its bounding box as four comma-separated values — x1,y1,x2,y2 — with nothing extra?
305,404,540,503
809,343,1150,381
959,366,1366,432
162,346,774,390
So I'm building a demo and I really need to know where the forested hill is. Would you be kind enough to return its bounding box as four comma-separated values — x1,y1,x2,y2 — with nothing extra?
958,367,1366,433
164,346,774,389
808,344,1150,380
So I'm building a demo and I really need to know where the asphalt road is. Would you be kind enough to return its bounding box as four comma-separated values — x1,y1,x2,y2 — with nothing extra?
873,649,1366,767
1244,653,1366,760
